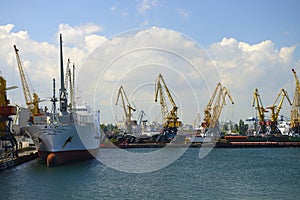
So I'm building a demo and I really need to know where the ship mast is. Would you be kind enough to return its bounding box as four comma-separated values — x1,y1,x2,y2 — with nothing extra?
59,34,68,113
51,78,58,122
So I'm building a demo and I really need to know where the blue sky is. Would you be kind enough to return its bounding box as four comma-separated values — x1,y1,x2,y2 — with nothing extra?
2,0,299,48
1,0,300,124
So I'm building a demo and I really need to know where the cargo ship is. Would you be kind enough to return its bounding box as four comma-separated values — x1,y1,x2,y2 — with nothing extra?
23,105,101,167
23,34,101,166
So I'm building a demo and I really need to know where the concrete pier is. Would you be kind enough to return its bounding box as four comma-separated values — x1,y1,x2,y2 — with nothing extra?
0,149,38,171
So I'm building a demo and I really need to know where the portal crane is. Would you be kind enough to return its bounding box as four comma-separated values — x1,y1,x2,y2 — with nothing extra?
0,75,18,158
115,85,136,134
13,45,41,117
202,82,234,129
154,74,181,142
252,88,268,133
266,88,292,134
290,68,300,134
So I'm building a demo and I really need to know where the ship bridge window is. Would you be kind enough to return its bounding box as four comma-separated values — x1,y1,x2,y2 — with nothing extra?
78,115,93,123
76,108,88,111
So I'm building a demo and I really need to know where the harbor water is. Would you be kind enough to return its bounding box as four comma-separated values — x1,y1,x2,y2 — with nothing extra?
1,148,300,200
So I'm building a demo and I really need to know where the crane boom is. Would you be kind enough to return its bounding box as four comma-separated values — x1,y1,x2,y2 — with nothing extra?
158,74,177,108
266,88,292,134
154,74,181,129
115,85,136,133
202,82,234,129
206,82,221,109
155,76,168,123
267,88,292,122
13,45,40,115
252,88,268,133
292,68,300,90
252,88,266,122
211,86,234,127
290,68,300,132
13,45,33,107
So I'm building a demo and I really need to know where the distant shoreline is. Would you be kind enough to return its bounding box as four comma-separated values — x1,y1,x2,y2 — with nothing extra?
100,141,300,148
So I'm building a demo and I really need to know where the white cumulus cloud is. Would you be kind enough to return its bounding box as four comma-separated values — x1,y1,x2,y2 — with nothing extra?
207,38,297,121
0,24,298,125
0,23,106,110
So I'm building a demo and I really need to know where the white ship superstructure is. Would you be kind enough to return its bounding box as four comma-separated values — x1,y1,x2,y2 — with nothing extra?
22,34,100,166
23,105,100,166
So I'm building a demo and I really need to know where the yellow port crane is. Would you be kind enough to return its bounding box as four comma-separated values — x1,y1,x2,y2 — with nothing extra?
266,88,292,134
115,85,136,134
154,74,181,142
0,75,18,157
13,45,41,117
290,68,300,134
202,82,234,129
252,88,268,133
